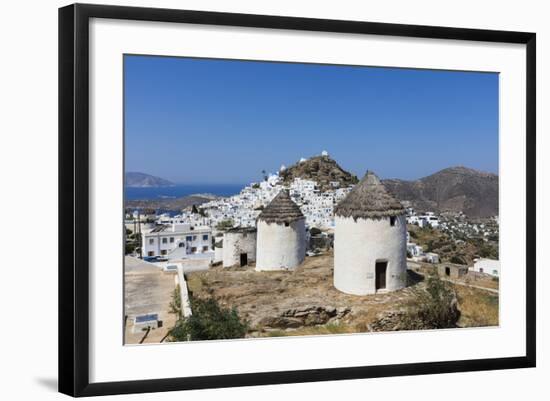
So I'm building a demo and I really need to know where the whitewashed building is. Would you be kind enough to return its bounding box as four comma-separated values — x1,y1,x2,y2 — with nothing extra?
407,243,423,257
425,252,440,264
333,172,407,295
256,189,306,271
471,258,500,277
223,227,257,267
418,213,440,228
141,223,212,257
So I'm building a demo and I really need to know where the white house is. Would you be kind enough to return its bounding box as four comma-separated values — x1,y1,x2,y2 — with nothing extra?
141,223,212,258
425,252,440,264
471,258,500,277
407,243,423,257
418,214,440,228
333,171,407,295
223,227,257,267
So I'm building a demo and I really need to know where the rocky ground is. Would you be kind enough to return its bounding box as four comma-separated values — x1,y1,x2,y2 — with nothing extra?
186,251,489,337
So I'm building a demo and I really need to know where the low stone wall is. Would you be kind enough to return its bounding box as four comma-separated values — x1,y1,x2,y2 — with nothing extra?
176,267,193,317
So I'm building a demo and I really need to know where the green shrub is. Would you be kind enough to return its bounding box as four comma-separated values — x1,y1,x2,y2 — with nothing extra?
216,219,234,230
170,297,248,341
450,255,466,265
169,285,182,318
401,269,460,330
309,227,322,236
125,243,136,254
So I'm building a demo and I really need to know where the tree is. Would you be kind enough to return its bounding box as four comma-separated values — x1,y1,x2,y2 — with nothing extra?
170,297,248,341
216,219,234,230
309,227,322,236
125,242,136,255
450,255,466,265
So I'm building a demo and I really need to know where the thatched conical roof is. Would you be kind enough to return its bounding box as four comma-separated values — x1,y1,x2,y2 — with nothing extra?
258,189,304,224
334,171,405,219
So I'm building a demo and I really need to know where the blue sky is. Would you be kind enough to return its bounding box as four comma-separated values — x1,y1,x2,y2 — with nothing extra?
124,55,498,184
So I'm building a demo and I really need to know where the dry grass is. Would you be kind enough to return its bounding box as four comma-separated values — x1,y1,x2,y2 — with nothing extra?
186,253,499,337
186,252,421,334
455,285,499,327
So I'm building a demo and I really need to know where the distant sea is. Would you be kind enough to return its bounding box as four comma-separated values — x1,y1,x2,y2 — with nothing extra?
124,183,245,200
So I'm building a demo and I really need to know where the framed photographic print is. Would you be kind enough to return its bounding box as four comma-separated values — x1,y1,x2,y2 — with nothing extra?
58,3,536,397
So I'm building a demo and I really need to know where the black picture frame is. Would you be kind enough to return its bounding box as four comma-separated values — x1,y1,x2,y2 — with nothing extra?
59,3,536,397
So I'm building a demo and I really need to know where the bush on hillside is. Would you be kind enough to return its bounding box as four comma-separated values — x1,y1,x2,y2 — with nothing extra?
170,296,248,341
400,269,460,330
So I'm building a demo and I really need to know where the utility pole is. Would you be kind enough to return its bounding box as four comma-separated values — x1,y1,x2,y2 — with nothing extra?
138,209,142,259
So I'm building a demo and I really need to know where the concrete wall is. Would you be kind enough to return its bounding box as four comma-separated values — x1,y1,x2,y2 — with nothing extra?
223,231,257,267
176,267,192,317
214,245,223,263
256,219,306,271
438,264,468,279
473,258,500,277
334,215,407,295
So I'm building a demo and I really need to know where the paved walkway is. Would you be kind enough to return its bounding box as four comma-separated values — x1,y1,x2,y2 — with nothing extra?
124,256,178,344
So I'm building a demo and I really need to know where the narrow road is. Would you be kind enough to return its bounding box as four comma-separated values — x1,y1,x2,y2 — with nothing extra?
442,278,499,294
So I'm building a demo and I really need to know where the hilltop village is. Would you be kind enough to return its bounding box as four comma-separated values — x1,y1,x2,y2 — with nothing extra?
124,152,500,344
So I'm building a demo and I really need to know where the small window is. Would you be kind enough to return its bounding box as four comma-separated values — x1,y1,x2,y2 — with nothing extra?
160,250,167,255
149,238,154,245
202,246,208,252
202,234,208,241
170,237,174,243
162,238,167,244
192,235,197,241
390,216,396,226
191,247,197,253
147,251,154,257
186,236,192,242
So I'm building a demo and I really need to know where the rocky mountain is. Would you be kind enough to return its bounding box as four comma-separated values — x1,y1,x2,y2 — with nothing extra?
382,166,498,218
125,172,174,188
279,155,359,191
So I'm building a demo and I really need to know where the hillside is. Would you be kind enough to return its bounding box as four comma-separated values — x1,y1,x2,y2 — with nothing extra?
382,166,498,217
125,172,174,188
279,155,358,191
125,194,216,211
